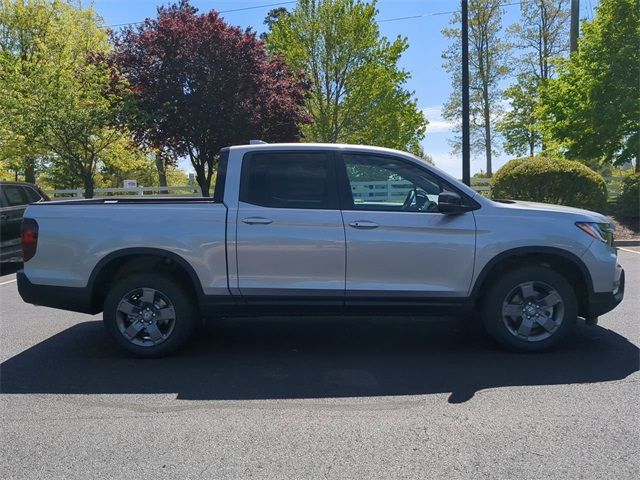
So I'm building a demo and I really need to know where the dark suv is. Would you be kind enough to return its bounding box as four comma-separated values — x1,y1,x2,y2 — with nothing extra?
0,181,49,263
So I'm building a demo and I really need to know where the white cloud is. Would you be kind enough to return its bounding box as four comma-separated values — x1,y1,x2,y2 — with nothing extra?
421,106,454,133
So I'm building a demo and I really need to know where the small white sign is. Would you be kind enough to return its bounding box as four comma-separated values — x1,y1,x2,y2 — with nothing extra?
123,180,137,189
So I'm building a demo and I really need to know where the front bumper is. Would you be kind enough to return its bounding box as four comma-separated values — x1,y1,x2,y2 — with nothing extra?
586,267,625,318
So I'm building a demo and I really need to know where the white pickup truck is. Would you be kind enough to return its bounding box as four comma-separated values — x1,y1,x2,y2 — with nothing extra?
18,143,625,356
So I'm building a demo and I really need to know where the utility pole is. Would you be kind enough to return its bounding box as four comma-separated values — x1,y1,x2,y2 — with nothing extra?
570,0,579,52
461,0,470,186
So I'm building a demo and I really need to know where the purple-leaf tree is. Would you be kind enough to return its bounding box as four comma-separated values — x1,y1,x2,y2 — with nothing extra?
110,0,311,196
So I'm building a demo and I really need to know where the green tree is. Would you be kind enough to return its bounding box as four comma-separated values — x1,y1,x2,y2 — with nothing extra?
264,0,426,154
442,0,511,176
496,74,541,156
261,6,289,37
0,0,133,197
0,0,57,182
537,0,640,171
509,0,570,82
499,1,570,155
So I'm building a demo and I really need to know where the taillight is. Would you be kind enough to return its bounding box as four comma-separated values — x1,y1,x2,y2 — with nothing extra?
21,218,39,262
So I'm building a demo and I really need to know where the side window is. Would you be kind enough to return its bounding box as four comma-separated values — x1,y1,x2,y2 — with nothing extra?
2,185,29,207
24,186,43,203
343,154,443,212
240,152,337,210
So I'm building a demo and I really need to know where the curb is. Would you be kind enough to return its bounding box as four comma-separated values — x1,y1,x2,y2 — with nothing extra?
615,240,640,247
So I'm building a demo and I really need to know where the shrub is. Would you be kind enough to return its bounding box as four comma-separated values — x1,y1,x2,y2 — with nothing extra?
616,172,639,219
491,156,608,212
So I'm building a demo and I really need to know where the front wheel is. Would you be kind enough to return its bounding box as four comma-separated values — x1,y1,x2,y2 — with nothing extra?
103,273,197,357
482,266,577,352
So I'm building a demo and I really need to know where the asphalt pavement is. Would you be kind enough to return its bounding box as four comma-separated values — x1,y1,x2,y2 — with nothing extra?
1,249,639,479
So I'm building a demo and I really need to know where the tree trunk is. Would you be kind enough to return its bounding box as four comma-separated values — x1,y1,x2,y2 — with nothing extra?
198,177,212,197
24,157,36,184
482,87,493,177
155,151,169,193
529,139,535,157
83,174,95,199
194,164,210,197
485,127,492,176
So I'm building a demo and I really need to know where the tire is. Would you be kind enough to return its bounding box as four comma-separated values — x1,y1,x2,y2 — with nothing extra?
482,266,577,352
103,273,197,357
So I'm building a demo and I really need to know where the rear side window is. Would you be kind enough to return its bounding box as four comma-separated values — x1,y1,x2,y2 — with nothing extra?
240,152,338,210
213,149,229,203
1,185,29,207
24,186,43,203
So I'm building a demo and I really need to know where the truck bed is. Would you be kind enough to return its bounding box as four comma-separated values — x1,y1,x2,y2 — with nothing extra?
22,200,229,296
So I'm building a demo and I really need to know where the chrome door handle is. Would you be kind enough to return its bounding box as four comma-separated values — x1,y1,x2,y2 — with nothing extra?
242,217,273,225
349,220,379,229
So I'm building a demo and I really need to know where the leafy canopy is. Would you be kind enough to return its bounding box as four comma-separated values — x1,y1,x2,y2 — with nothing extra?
264,0,426,154
498,1,570,157
442,0,511,176
0,0,137,196
496,74,542,157
537,0,640,170
111,0,311,196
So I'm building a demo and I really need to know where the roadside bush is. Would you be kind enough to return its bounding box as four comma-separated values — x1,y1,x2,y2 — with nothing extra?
491,156,608,212
616,172,639,219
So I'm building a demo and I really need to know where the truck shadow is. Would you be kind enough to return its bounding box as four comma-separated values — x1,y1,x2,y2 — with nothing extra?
1,316,638,403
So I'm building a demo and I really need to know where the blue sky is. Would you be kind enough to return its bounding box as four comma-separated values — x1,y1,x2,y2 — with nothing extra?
93,0,597,178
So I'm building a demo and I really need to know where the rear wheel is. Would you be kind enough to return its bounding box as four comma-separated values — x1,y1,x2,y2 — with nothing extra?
482,266,577,352
103,273,197,357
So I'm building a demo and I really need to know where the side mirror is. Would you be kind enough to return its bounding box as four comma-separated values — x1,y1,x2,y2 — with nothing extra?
438,191,465,214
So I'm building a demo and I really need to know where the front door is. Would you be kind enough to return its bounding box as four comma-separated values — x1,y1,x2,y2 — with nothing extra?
337,153,476,300
235,151,345,301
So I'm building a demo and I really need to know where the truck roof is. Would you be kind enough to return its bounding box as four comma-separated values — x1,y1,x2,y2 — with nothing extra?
227,142,413,157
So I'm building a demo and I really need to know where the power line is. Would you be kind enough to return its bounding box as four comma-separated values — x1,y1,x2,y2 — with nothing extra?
103,0,543,30
378,1,527,23
102,1,297,29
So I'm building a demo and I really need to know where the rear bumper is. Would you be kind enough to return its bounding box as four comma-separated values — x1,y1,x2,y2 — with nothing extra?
17,271,98,314
586,268,625,318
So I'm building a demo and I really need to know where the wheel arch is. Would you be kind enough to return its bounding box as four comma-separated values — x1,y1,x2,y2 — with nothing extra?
471,246,594,317
88,248,205,313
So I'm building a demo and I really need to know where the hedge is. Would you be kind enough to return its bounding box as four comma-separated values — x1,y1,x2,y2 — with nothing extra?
491,156,608,212
616,172,639,219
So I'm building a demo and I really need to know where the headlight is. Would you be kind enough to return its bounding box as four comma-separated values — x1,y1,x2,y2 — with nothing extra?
576,222,615,246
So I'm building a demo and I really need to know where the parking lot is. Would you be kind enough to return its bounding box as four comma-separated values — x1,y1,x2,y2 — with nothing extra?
1,249,638,479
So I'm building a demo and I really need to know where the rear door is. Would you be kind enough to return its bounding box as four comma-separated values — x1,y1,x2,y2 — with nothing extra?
337,152,477,300
0,185,30,258
235,151,346,302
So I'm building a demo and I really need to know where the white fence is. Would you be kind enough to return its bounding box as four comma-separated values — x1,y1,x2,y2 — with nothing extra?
45,177,623,199
351,180,413,203
46,185,201,198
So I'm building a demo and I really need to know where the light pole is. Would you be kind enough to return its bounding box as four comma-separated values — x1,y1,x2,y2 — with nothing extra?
461,0,470,186
570,0,580,52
